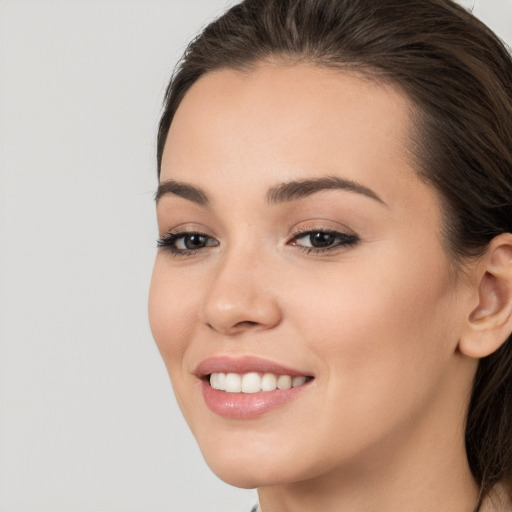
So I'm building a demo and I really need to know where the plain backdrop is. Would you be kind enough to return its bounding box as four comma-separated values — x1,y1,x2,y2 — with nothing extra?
0,1,510,511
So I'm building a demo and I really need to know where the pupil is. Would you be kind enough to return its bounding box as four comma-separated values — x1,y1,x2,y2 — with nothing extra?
185,234,206,249
310,232,336,248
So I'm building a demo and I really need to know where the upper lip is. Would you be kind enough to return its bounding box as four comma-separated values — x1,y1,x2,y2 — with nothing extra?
195,355,313,379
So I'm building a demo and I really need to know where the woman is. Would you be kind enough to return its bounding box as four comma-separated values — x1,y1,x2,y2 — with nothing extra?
148,0,512,510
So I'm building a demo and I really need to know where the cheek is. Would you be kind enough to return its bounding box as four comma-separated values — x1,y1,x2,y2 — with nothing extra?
284,245,459,418
148,257,200,370
287,249,454,348
148,257,209,427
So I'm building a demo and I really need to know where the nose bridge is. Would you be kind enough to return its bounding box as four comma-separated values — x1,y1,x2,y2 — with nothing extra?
201,236,281,335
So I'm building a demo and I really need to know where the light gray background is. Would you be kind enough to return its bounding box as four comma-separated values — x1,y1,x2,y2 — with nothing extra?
0,1,510,511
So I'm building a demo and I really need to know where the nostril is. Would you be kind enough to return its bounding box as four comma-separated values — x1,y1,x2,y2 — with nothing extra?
234,320,259,328
205,320,259,334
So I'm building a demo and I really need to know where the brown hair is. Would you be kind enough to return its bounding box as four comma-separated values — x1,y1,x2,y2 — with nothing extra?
157,0,512,501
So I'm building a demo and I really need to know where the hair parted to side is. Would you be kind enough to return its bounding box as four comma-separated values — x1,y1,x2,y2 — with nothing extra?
157,0,512,501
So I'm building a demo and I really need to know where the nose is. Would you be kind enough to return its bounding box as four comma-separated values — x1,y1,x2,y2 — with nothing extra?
201,247,282,336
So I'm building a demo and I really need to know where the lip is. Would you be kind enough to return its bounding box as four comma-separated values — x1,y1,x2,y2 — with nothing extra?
196,356,314,420
195,355,312,378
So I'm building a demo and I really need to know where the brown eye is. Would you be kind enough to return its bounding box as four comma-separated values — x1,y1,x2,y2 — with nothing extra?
157,232,219,254
308,232,338,248
178,234,209,250
290,230,359,253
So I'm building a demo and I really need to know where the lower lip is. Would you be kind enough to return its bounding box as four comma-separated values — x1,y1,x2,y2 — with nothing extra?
201,380,311,420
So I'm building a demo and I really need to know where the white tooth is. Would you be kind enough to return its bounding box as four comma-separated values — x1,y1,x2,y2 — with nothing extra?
292,376,307,388
241,372,262,393
261,373,277,391
277,375,292,390
210,372,226,390
225,373,242,393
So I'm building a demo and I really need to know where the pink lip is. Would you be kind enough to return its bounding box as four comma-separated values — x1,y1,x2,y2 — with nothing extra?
195,355,312,378
195,356,314,420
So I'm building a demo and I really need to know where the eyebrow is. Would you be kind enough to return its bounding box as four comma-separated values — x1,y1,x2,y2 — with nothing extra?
266,176,385,205
155,179,211,205
155,175,385,206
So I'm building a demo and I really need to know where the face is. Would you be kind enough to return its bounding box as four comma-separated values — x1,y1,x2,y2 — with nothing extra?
149,64,475,488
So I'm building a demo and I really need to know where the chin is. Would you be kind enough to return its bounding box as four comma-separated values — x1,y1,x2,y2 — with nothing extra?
208,465,263,489
197,441,276,487
204,456,294,489
196,432,324,489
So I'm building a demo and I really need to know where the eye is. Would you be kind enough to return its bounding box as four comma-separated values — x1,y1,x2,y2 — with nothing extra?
289,229,359,253
157,231,218,256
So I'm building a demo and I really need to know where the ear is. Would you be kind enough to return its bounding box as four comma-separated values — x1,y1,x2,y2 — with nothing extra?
458,233,512,359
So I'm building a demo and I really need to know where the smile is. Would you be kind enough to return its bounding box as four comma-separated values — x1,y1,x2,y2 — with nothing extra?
196,356,314,419
209,372,310,393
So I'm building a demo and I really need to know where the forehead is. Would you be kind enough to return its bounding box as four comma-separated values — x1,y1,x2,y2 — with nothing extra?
161,63,421,209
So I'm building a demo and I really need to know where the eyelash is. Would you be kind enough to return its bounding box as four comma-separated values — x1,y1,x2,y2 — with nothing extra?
289,228,359,254
157,229,359,257
157,231,218,258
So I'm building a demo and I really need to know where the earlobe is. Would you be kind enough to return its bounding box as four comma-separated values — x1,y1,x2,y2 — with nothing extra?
459,234,512,359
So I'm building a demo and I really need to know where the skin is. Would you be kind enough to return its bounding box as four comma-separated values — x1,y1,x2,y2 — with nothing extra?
149,63,485,512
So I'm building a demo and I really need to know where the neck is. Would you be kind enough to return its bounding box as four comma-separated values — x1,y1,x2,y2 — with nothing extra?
479,483,512,512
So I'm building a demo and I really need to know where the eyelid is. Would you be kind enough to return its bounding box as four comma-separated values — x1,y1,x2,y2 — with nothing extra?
289,220,358,240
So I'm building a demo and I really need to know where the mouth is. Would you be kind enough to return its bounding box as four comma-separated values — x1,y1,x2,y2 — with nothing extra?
208,372,313,393
196,356,314,419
